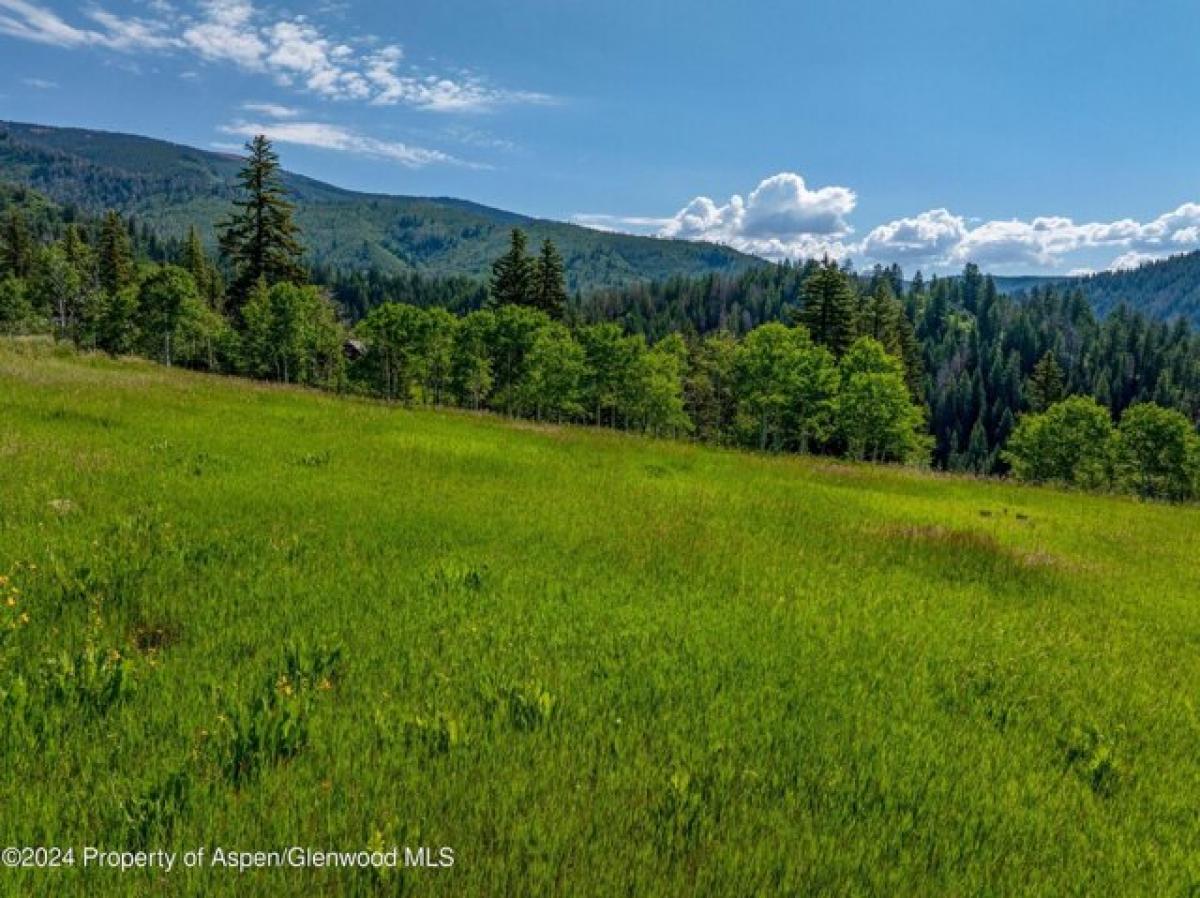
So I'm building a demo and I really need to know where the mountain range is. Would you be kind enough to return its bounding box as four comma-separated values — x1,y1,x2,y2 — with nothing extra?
0,120,759,293
3,120,1200,325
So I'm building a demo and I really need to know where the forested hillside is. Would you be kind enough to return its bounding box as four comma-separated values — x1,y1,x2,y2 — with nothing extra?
1068,253,1200,323
0,121,759,292
579,262,1200,474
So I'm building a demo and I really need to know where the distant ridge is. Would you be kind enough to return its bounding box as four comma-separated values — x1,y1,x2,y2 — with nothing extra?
0,120,762,292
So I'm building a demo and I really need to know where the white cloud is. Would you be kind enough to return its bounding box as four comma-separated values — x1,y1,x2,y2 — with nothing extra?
1108,251,1163,271
219,119,465,168
0,0,176,50
570,213,672,234
860,209,967,263
648,173,857,260
85,8,179,51
182,0,266,69
364,45,553,112
0,0,98,46
582,172,1200,272
241,101,300,118
0,0,551,113
861,203,1200,270
21,76,57,88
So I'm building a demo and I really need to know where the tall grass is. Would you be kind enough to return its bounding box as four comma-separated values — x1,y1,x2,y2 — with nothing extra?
2,339,1200,896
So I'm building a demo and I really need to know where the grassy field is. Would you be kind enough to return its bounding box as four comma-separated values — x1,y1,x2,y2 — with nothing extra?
2,339,1200,897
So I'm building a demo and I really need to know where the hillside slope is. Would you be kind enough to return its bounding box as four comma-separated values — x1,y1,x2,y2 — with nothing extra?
994,258,1200,325
2,340,1200,895
1069,252,1200,323
0,121,761,292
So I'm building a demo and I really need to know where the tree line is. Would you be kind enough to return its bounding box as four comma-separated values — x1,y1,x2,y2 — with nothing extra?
1,137,1197,498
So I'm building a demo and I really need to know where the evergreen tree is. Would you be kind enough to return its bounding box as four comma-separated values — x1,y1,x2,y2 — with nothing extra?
965,417,990,473
183,226,224,310
218,135,306,312
489,228,534,309
531,238,568,319
798,259,856,357
1,209,34,279
98,210,135,297
1028,352,1066,411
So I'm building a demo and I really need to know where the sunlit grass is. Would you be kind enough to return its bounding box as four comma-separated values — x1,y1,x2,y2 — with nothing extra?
2,339,1199,896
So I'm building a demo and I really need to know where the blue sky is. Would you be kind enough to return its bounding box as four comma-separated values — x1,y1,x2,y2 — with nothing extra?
3,0,1200,275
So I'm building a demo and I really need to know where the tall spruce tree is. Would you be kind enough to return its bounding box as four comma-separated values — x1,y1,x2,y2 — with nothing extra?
218,135,305,312
489,228,534,309
798,259,856,357
531,238,568,319
1,209,34,279
184,225,223,309
1028,352,1066,411
98,210,134,297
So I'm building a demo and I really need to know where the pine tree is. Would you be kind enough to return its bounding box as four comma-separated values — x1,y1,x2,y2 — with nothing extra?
218,135,306,312
531,238,568,319
798,259,856,357
1,209,34,279
184,226,207,288
1028,352,1066,411
965,416,990,473
184,226,223,309
488,228,534,309
98,210,134,297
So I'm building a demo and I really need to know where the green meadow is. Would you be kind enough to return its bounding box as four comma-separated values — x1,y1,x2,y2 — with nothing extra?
2,338,1200,897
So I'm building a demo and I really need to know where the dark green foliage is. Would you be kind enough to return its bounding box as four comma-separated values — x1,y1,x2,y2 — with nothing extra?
798,259,857,357
184,225,223,309
1,207,34,278
1028,352,1066,412
532,237,569,319
1065,252,1200,324
97,209,134,297
217,135,305,309
488,228,534,309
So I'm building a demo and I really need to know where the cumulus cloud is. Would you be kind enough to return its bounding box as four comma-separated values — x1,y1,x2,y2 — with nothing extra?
1,0,550,112
218,119,465,168
1108,251,1163,271
862,203,1200,270
859,209,967,263
649,173,857,260
580,172,1200,272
